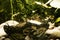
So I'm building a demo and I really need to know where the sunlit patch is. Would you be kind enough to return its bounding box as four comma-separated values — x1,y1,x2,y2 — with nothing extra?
35,1,41,5
45,26,60,37
35,1,51,8
0,20,19,37
0,26,7,37
50,0,60,8
0,20,19,27
27,19,42,25
48,22,55,29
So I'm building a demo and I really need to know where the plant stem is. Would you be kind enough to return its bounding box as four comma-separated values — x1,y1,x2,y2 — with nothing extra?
10,0,14,20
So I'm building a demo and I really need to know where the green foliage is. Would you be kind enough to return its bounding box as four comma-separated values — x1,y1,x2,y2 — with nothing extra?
25,0,35,5
55,17,60,23
0,0,60,39
0,0,59,22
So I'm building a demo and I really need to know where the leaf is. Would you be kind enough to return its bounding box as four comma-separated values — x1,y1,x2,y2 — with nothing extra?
55,17,60,23
19,3,24,10
25,0,34,5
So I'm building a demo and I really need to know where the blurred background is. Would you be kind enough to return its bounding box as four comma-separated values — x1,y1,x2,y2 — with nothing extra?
0,0,60,40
